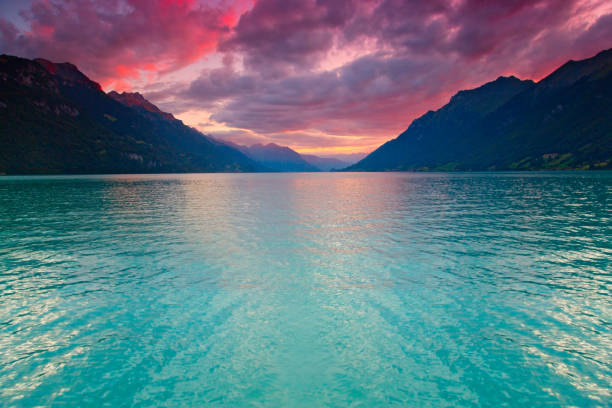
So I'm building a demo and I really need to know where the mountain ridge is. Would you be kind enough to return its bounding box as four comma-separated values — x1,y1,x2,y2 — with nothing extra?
300,154,349,171
240,143,320,172
2,48,611,174
0,54,261,174
345,48,612,171
211,139,352,171
108,91,175,121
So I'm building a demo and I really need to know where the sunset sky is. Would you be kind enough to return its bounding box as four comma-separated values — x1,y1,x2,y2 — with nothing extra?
1,0,611,157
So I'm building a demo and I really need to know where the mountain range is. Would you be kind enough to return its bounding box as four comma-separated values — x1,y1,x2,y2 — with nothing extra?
346,48,612,171
229,142,349,172
0,54,351,174
2,49,611,174
0,55,266,174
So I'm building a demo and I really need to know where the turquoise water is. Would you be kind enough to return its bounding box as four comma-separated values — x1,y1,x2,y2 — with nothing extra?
0,172,611,407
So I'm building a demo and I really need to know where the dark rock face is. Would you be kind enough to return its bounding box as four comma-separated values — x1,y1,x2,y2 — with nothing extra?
35,58,103,92
346,49,612,171
0,54,261,174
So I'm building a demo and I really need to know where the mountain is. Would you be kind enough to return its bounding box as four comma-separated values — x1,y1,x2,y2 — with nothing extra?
238,143,319,172
328,152,368,164
230,142,351,171
108,91,175,121
300,154,349,171
0,55,260,174
346,48,612,171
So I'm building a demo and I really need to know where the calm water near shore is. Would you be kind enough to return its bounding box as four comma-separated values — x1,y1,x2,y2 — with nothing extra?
0,172,611,407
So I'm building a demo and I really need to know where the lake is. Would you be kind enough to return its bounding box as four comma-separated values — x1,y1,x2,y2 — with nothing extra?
0,172,610,407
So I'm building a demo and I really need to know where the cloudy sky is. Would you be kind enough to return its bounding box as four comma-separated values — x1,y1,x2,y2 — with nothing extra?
1,0,611,157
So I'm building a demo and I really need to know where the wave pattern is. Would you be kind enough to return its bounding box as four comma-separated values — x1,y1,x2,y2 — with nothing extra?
0,172,611,407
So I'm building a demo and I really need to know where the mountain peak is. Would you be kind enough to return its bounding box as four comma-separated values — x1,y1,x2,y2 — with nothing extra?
346,47,612,172
539,47,612,88
495,75,519,81
34,58,102,92
451,75,531,101
108,91,175,120
0,54,261,174
442,75,534,116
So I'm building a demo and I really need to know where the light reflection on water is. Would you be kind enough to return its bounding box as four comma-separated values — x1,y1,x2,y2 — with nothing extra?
0,172,611,407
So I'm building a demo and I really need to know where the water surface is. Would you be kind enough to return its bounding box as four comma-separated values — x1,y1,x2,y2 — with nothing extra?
1,172,611,407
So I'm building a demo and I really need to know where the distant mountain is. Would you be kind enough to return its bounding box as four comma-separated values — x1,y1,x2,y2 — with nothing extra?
346,48,612,171
328,152,368,165
0,55,261,174
300,154,349,171
228,142,351,171
237,143,319,172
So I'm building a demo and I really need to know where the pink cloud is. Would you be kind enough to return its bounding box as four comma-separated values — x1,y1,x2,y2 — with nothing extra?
219,0,358,76
0,0,238,89
1,0,611,152
207,0,612,149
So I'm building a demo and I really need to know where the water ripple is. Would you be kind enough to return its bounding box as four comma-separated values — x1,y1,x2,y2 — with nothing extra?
0,172,611,407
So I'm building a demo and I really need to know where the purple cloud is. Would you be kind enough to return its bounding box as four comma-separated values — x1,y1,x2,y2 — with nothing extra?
1,0,611,152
